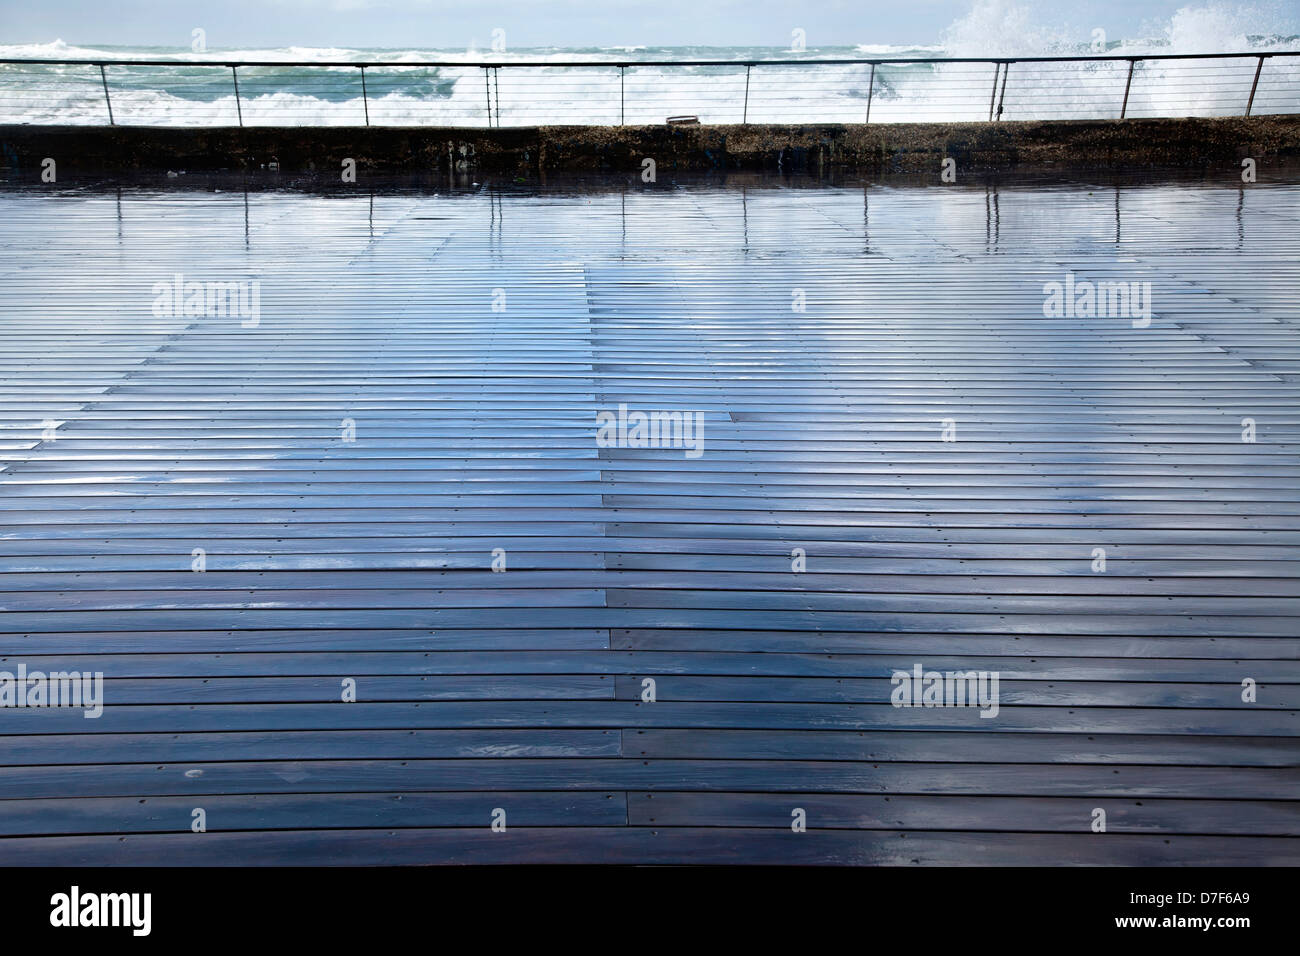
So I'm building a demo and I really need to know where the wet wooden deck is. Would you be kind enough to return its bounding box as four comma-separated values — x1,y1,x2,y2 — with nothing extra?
0,176,1297,864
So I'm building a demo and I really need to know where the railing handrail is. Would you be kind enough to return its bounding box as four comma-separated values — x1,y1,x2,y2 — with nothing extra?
5,50,1293,128
1,51,1297,69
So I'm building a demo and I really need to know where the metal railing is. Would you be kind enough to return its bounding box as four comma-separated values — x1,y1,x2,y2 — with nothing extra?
0,51,1296,127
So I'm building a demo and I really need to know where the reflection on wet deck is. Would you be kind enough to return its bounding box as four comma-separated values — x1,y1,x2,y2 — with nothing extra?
0,174,1297,865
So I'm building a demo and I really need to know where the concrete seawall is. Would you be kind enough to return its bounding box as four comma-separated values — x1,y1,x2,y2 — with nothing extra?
3,115,1299,176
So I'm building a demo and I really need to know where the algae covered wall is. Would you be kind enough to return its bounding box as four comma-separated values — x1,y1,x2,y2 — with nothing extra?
2,116,1298,177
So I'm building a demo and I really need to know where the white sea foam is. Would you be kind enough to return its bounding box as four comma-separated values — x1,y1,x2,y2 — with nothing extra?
0,3,1295,125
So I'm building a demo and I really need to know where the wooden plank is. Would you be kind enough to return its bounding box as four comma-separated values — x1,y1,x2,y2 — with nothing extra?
0,792,626,836
610,676,1300,708
626,792,1300,835
7,649,1291,678
0,700,1293,735
627,728,1300,765
59,675,616,704
0,607,1294,636
609,632,1300,661
0,629,613,652
0,758,1293,801
0,828,1295,866
3,569,1297,596
0,730,621,765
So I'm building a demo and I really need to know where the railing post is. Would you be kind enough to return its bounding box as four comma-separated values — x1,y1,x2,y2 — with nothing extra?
17,51,1299,132
865,63,875,124
231,66,243,127
1245,55,1264,116
1120,58,1136,119
98,64,114,126
743,64,751,124
359,65,369,126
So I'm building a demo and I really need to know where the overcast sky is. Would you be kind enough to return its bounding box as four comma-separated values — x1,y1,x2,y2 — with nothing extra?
1,0,1292,50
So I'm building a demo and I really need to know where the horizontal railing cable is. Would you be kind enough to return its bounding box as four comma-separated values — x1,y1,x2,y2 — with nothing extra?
0,52,1295,127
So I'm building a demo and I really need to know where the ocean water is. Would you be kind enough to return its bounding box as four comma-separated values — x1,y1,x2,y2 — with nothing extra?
1,2,1297,125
